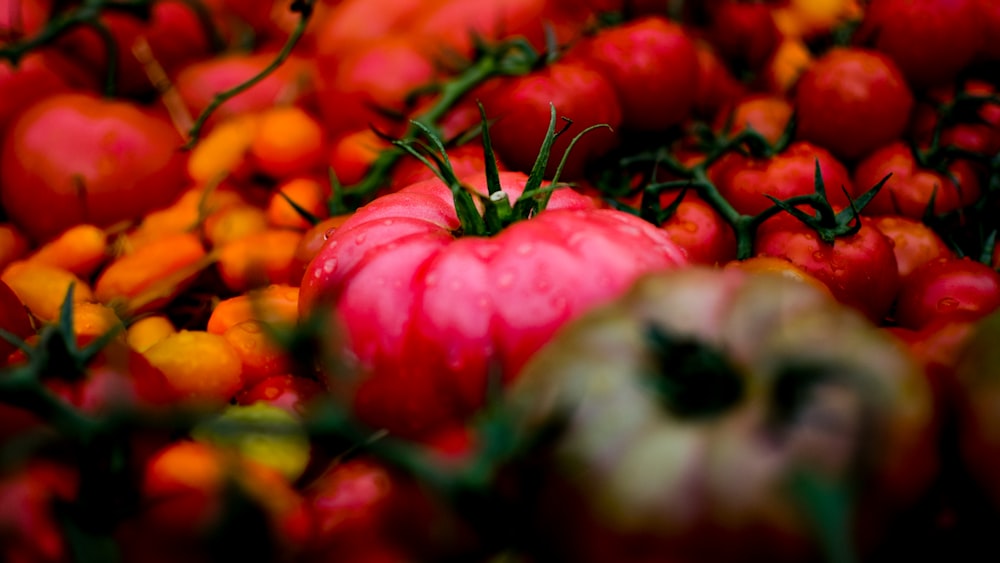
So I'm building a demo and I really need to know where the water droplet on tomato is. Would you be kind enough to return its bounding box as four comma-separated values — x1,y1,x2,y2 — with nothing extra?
383,219,394,226
242,323,263,335
516,243,533,255
425,273,439,287
322,259,337,274
355,233,367,245
937,297,960,312
498,272,514,288
323,228,337,240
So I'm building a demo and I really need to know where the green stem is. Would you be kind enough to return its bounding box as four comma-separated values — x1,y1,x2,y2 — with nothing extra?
183,0,316,149
334,39,538,213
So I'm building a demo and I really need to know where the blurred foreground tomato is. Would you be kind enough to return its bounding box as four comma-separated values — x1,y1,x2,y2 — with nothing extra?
504,267,937,563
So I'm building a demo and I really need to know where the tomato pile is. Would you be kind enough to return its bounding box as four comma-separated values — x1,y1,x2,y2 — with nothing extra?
2,0,1000,561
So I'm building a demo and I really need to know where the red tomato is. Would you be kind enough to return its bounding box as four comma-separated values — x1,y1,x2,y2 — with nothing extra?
658,192,737,266
299,171,687,439
909,80,1000,157
573,15,699,130
868,215,956,280
304,456,476,562
794,47,914,162
0,93,188,242
175,52,316,127
54,1,216,96
894,257,1000,330
708,141,855,216
702,1,781,71
0,54,71,134
0,461,78,563
479,60,622,180
0,279,32,364
691,39,748,120
754,212,901,322
713,94,794,147
314,37,438,138
979,0,1000,60
854,142,981,219
854,0,983,89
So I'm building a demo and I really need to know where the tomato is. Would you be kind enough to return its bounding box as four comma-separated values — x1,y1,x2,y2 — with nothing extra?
0,93,188,242
657,191,737,266
854,0,983,89
691,39,748,120
868,215,956,281
794,47,913,162
505,266,936,562
0,279,32,364
0,460,78,563
754,211,901,322
702,1,781,72
909,80,1000,157
54,1,216,96
0,54,72,135
314,37,439,139
979,0,1000,60
175,52,316,128
479,60,622,180
120,440,313,563
853,142,981,219
303,456,476,561
713,94,794,147
953,311,1000,520
707,141,855,216
894,257,1000,330
299,171,687,439
572,15,699,131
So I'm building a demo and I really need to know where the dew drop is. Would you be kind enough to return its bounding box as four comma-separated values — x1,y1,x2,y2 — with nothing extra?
937,297,960,312
383,219,394,226
498,272,514,288
425,273,439,287
516,243,533,255
323,228,337,240
323,259,337,274
355,233,367,245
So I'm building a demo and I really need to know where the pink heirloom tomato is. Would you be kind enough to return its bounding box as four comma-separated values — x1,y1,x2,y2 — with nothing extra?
299,171,687,440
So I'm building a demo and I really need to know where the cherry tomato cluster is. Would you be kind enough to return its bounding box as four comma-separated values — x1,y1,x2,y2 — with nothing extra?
1,0,1000,562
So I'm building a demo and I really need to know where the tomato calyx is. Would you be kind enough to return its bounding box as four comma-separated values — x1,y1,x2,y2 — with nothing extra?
391,102,605,237
644,324,744,419
693,109,797,160
765,161,891,245
329,37,543,214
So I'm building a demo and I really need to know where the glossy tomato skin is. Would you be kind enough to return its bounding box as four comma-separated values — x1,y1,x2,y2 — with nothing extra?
713,94,793,147
707,141,854,216
0,93,187,242
658,192,737,266
480,60,622,180
754,213,901,322
854,0,983,90
854,142,981,219
299,171,687,440
894,257,1000,330
574,15,699,130
794,47,913,162
868,215,955,280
